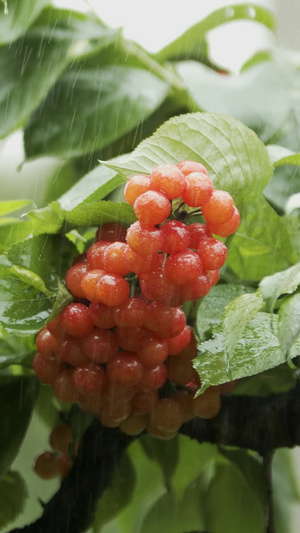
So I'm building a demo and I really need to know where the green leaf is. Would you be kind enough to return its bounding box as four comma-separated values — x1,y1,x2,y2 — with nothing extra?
260,262,300,312
100,440,165,533
0,328,35,368
223,291,264,360
29,165,128,235
140,434,180,491
0,7,119,138
24,63,169,159
0,235,77,335
0,0,49,44
0,471,28,530
233,364,297,396
194,313,288,389
205,460,265,533
64,201,135,228
227,199,297,280
104,112,273,203
93,452,136,531
195,284,255,341
156,4,275,62
177,60,292,144
0,200,32,217
267,144,294,165
0,376,38,481
0,220,33,253
278,294,300,359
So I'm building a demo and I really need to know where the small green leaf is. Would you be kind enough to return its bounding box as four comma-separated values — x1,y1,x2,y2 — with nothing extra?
48,280,74,322
223,291,264,360
195,284,254,341
28,203,64,236
140,434,180,491
0,471,28,530
0,235,77,335
156,4,275,62
195,313,288,389
64,201,135,228
278,294,300,358
0,376,38,482
260,262,300,312
0,328,35,369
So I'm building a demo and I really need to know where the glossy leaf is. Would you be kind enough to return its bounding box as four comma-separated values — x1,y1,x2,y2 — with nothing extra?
0,235,77,335
0,471,28,530
195,313,290,389
0,328,35,369
0,376,38,482
104,112,273,203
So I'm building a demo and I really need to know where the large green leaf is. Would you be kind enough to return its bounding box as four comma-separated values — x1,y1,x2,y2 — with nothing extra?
0,7,120,138
233,364,297,397
0,235,77,335
227,199,297,280
156,4,275,62
24,62,169,159
0,0,49,44
176,60,293,144
0,376,38,482
104,112,273,202
0,471,28,530
194,313,294,389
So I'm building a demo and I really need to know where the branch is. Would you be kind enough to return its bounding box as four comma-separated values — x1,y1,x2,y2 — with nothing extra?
10,421,134,533
179,381,300,454
9,381,300,532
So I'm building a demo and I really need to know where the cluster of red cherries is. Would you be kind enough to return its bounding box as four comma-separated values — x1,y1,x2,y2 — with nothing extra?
33,160,240,447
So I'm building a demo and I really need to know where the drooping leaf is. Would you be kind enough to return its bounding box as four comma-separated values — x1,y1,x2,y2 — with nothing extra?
194,313,289,389
100,440,165,533
0,235,77,335
205,460,266,533
93,452,136,531
156,4,275,62
0,376,38,482
260,262,300,312
24,63,169,159
140,434,180,491
0,7,120,138
0,471,28,530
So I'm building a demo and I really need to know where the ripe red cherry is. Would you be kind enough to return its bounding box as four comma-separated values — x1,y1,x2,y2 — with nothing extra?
165,250,203,285
201,190,234,224
182,172,213,207
124,175,151,205
126,222,163,256
106,353,143,387
133,190,171,226
160,220,190,253
61,303,94,338
150,164,186,199
177,160,209,176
